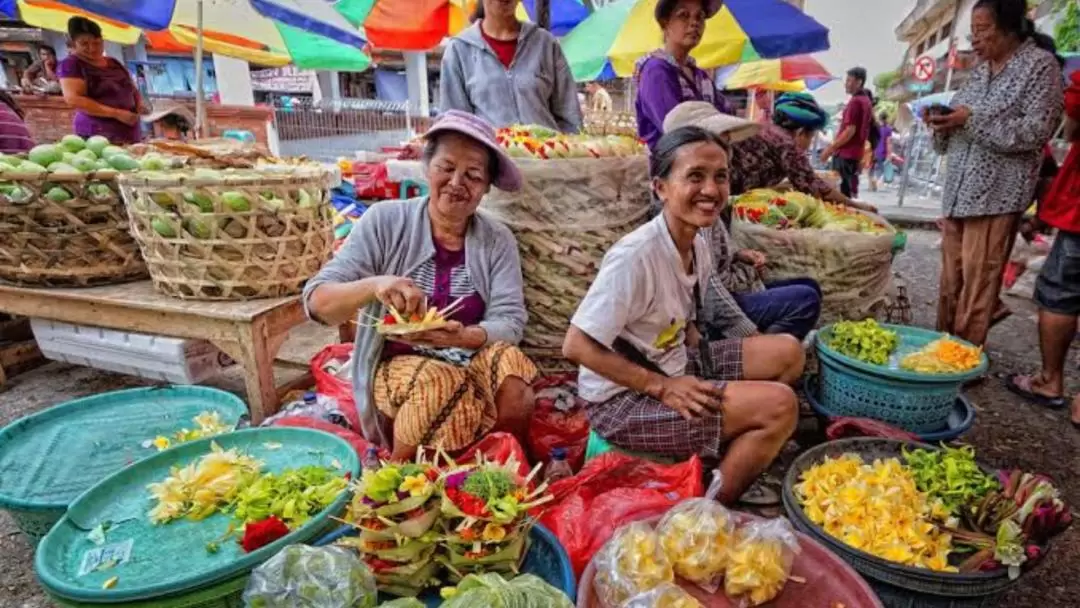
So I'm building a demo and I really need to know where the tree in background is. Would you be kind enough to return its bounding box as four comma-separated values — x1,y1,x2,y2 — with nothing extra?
1055,0,1079,53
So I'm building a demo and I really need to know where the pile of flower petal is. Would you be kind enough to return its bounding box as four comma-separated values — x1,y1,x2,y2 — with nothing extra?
724,519,800,607
438,453,552,582
795,453,956,571
145,410,235,451
901,337,983,374
593,522,675,608
342,451,443,597
656,491,734,590
147,442,262,524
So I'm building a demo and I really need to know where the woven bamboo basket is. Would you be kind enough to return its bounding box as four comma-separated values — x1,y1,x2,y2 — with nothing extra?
0,170,147,286
118,167,335,300
481,156,651,370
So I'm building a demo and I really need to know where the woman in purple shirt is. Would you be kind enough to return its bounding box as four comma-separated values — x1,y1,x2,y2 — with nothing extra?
57,17,147,144
634,0,731,151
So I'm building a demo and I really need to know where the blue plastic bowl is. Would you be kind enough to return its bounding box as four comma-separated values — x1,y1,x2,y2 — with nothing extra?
313,523,576,606
815,324,988,433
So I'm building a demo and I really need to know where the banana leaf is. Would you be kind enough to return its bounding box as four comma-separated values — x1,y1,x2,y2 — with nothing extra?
337,536,436,563
442,534,529,569
374,555,440,597
353,504,440,540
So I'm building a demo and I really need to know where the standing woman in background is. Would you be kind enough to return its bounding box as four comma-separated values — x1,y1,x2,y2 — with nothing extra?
927,0,1063,348
439,0,582,133
57,17,149,145
635,0,731,152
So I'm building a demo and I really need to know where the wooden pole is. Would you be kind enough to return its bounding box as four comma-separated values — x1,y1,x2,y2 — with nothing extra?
536,0,551,30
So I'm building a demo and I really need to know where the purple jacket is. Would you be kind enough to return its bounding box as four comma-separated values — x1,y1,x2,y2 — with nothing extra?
634,51,733,151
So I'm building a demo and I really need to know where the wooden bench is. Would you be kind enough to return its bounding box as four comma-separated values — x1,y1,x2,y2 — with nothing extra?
0,281,309,423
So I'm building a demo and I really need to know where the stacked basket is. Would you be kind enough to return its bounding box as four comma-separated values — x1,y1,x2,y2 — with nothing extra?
0,169,146,286
480,156,651,370
118,168,335,300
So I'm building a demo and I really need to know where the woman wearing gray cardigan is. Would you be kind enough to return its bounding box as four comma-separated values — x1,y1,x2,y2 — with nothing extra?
439,0,582,133
304,111,537,460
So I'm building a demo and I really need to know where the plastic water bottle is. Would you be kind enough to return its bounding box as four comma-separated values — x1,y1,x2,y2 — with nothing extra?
363,447,381,471
544,448,573,484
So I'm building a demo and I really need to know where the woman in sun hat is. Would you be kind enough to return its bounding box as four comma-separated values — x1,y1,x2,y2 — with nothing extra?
663,99,824,341
635,0,732,152
305,110,537,460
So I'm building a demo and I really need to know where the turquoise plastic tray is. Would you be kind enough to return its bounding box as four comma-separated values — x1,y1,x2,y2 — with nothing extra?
35,427,359,604
816,324,989,384
0,386,248,543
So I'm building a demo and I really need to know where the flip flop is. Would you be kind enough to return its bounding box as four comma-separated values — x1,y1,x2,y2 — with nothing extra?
1005,374,1068,410
738,477,781,507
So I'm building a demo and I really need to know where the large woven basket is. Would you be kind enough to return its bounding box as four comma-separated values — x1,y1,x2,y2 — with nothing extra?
118,168,335,300
481,156,651,370
0,170,147,286
582,111,638,137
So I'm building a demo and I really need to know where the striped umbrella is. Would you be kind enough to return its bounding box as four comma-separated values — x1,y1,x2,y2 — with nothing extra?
560,0,830,82
298,0,475,51
714,55,834,92
8,0,371,71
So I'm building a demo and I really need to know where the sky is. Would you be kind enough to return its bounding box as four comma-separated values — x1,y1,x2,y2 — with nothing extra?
803,0,915,105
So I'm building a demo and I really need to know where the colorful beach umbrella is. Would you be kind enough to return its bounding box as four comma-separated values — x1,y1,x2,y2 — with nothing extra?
517,0,589,37
714,55,834,92
560,0,830,82
307,0,474,51
7,0,371,71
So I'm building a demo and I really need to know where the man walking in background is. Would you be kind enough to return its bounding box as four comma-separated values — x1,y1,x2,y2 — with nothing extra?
819,67,873,198
587,81,613,113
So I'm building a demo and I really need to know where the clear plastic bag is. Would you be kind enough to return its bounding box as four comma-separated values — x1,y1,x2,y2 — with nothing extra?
242,545,378,608
620,583,703,608
656,471,733,592
724,518,802,607
593,521,674,608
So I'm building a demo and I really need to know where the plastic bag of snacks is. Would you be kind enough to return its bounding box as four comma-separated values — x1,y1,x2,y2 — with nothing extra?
593,521,674,608
620,583,702,607
725,518,801,607
242,545,378,608
656,471,733,592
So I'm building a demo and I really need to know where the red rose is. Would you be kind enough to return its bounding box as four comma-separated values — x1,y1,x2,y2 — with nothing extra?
240,516,290,553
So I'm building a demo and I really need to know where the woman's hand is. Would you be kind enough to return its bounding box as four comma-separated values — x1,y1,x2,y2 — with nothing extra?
112,108,139,126
374,276,426,317
735,249,767,270
655,376,724,420
927,106,971,132
393,322,486,350
848,200,879,213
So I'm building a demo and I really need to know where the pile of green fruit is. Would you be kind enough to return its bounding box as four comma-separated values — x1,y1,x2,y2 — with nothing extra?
826,319,900,366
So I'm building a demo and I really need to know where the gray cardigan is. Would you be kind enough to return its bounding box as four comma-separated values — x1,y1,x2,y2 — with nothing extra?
302,197,528,447
439,22,583,133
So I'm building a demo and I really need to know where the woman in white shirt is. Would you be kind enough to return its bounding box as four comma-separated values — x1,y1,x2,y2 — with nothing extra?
562,126,804,505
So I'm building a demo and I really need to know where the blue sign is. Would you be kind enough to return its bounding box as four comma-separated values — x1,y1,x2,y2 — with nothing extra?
907,82,934,94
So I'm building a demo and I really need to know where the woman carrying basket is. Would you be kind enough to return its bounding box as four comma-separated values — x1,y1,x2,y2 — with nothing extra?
305,111,538,461
563,126,804,505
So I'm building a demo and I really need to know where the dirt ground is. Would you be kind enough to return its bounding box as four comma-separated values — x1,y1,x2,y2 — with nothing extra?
1,229,1077,607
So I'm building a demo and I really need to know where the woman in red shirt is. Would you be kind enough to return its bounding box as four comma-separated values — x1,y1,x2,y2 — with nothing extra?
1006,69,1080,429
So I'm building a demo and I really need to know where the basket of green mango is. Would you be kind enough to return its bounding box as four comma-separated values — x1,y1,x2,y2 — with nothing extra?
118,164,335,300
0,134,149,287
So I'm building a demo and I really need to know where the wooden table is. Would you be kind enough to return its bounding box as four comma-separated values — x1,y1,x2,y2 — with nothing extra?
0,281,308,423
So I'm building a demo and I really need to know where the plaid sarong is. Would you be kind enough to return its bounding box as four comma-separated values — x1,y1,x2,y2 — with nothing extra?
586,338,744,459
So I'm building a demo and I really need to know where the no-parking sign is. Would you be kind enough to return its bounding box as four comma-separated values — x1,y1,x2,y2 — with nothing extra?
914,55,935,82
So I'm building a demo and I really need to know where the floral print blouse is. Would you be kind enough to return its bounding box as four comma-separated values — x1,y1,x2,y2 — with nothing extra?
729,124,834,198
934,40,1064,218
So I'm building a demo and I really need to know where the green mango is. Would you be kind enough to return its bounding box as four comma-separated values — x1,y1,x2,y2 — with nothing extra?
61,152,77,164
149,192,178,208
100,145,124,160
183,216,214,239
108,154,139,172
16,161,47,174
139,155,166,171
28,144,62,167
60,134,86,153
75,149,98,161
71,157,98,173
0,155,19,167
221,191,251,213
45,186,72,202
86,135,110,157
47,162,81,176
183,191,214,213
150,216,178,238
88,183,113,199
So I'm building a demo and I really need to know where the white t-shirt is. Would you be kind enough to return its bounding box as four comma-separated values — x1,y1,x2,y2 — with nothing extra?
571,214,713,403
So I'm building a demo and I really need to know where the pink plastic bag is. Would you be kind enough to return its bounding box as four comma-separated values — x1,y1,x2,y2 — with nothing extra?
537,453,704,576
311,344,360,431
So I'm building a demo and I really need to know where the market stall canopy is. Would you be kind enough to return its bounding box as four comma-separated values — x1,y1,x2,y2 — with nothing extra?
332,0,474,51
561,0,831,82
516,0,589,37
714,54,834,92
7,0,371,71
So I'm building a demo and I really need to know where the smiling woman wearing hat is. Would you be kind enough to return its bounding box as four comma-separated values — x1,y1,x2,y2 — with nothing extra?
304,110,537,460
634,0,732,152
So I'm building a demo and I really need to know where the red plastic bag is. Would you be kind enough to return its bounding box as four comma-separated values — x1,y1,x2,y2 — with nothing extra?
536,453,704,576
311,344,360,431
826,417,920,442
459,432,532,479
351,162,400,200
270,416,390,462
528,373,590,471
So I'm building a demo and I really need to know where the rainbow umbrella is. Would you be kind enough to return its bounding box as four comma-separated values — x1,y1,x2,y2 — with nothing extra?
560,0,830,82
516,0,589,36
714,55,834,92
8,0,371,71
308,0,473,51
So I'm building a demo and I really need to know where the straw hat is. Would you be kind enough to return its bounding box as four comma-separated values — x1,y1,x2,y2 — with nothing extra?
663,101,761,143
424,110,522,192
142,101,196,126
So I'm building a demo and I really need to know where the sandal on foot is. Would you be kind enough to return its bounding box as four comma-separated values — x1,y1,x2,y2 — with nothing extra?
1005,374,1068,410
738,478,781,507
